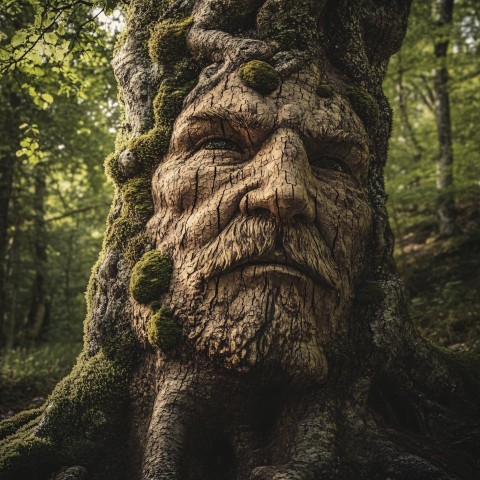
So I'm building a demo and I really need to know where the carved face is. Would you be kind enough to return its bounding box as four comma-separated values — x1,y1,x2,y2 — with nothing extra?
147,64,372,383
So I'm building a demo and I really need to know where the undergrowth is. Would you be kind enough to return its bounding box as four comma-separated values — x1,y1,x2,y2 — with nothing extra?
0,342,81,418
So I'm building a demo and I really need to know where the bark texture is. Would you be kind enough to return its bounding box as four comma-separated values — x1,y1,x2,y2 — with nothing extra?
1,1,479,480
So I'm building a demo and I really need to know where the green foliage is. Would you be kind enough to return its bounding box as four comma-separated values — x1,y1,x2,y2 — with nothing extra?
238,60,280,95
129,251,172,305
147,306,181,352
0,0,118,348
0,343,81,415
384,0,480,232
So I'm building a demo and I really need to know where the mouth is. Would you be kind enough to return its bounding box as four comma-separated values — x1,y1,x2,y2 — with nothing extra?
224,251,336,289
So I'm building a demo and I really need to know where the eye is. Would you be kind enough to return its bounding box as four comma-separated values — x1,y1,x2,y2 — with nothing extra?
202,138,242,153
311,156,352,175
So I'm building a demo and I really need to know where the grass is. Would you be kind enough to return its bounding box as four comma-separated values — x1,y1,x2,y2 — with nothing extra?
0,341,81,418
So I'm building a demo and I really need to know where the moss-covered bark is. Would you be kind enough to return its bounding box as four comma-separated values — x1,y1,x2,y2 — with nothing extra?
1,1,479,479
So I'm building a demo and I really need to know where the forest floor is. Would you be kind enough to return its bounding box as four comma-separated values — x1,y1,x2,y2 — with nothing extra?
396,198,480,352
1,200,479,418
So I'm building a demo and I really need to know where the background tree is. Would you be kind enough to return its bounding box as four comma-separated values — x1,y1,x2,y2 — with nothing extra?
1,1,479,480
0,0,119,348
384,0,480,237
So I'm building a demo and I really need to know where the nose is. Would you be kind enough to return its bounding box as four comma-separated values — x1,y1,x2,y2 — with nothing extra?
239,128,315,223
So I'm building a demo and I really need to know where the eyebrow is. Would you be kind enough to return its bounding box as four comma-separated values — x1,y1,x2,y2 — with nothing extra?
187,107,368,150
190,106,275,130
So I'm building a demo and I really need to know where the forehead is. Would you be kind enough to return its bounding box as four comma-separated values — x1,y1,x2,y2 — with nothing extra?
173,64,367,143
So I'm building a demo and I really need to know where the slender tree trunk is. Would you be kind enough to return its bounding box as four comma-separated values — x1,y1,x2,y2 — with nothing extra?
5,197,21,349
0,92,19,347
23,163,50,341
1,2,478,480
433,0,457,236
396,53,423,163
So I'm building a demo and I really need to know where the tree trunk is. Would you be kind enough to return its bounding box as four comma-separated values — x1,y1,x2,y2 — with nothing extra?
433,0,457,236
23,163,50,341
0,90,19,347
1,1,479,480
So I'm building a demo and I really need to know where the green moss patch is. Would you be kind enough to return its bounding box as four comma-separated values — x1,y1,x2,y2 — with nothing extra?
129,250,172,304
147,306,181,352
153,81,196,127
122,177,154,222
346,87,380,131
238,61,280,95
0,434,58,480
0,409,44,442
128,127,172,171
148,16,193,65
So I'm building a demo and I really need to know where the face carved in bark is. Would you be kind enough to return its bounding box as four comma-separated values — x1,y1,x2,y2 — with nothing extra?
147,65,372,383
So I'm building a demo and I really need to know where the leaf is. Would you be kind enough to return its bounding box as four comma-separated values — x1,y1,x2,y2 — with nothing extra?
10,31,27,48
41,93,54,104
44,32,58,45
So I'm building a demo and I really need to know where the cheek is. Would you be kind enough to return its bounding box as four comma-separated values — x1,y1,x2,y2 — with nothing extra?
151,160,250,250
314,182,372,271
152,162,199,214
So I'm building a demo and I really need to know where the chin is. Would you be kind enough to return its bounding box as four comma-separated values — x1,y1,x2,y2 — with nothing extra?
171,269,334,385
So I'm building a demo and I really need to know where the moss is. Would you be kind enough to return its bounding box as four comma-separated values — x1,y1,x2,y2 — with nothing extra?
346,87,380,131
257,3,318,51
148,16,193,65
128,126,172,171
153,80,196,128
355,281,385,305
0,434,58,480
0,408,44,441
316,83,335,98
123,233,149,267
122,177,154,222
147,306,182,352
172,58,200,84
238,61,280,95
105,213,144,252
129,250,172,304
104,151,123,184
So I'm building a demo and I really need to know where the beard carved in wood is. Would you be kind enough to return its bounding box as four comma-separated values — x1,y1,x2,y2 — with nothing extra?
141,62,372,384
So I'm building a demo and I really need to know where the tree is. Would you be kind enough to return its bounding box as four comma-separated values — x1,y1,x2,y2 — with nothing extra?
0,0,118,347
433,0,457,236
1,1,479,479
383,0,480,239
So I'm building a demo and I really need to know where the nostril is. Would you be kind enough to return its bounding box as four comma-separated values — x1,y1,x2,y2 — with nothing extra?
291,212,309,223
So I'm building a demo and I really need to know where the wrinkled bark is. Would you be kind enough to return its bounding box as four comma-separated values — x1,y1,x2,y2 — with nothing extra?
433,0,457,236
1,1,479,480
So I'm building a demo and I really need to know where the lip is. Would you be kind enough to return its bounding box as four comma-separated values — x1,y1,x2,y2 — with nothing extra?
225,254,335,289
